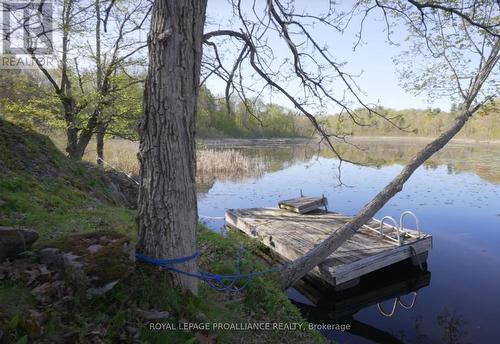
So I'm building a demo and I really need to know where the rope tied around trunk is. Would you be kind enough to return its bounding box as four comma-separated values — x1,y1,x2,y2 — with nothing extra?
135,244,286,292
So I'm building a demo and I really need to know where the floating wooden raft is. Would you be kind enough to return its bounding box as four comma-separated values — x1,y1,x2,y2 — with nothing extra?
225,207,432,290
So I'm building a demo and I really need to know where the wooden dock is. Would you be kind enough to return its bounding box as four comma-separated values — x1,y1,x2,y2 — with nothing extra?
225,207,432,290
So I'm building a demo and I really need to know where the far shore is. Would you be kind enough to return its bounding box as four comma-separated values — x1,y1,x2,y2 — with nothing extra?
198,137,314,147
198,135,500,146
348,135,500,145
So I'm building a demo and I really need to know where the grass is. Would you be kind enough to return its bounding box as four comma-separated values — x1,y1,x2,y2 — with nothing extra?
0,174,136,241
0,119,136,241
0,281,35,319
83,139,140,176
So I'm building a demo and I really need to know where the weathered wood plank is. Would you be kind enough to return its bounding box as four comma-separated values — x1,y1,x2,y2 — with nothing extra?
278,196,328,214
331,238,432,284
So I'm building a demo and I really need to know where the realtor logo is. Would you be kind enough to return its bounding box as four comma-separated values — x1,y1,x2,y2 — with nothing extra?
1,0,55,69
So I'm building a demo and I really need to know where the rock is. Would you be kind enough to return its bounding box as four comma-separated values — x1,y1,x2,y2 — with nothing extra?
0,227,39,261
87,244,104,254
39,248,62,266
104,170,138,209
40,249,88,295
126,325,139,334
39,231,135,298
195,312,208,323
140,310,170,320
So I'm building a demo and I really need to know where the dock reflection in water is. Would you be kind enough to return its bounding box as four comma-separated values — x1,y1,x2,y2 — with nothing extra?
287,261,431,343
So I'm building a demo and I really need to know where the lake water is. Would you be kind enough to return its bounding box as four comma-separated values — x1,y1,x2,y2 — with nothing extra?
196,138,500,343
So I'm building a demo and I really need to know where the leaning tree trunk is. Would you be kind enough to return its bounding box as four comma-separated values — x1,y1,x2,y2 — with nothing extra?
280,38,500,289
137,0,207,295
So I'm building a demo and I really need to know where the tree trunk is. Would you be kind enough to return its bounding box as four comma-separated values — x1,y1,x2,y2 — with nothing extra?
95,0,103,168
71,111,99,160
96,120,105,167
281,38,500,289
65,125,78,158
137,0,207,295
63,97,79,158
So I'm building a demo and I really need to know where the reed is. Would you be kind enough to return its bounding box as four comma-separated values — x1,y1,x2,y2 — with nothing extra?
83,139,140,176
197,149,266,179
48,133,268,181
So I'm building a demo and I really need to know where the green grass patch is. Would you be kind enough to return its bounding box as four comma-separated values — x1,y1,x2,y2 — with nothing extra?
0,281,35,319
0,175,136,242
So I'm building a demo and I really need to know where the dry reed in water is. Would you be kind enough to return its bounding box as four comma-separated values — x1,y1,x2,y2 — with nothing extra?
197,149,267,183
49,134,267,181
84,140,268,181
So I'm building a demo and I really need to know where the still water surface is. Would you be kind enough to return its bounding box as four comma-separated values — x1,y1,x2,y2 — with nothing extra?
197,139,500,343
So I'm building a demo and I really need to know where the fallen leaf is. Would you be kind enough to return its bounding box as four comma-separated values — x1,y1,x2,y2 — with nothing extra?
31,282,52,295
24,267,41,286
196,333,217,344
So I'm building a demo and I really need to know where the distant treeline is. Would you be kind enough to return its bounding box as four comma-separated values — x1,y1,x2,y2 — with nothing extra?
0,71,313,139
196,86,313,138
324,103,500,140
3,70,499,141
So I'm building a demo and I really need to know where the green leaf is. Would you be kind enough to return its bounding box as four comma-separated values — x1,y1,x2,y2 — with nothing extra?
183,337,198,344
95,311,104,323
16,335,28,344
8,314,20,330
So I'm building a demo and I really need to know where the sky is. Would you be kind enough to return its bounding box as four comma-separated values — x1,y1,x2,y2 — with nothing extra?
204,0,453,113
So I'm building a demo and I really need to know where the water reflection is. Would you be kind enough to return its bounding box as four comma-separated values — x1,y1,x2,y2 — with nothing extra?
197,139,500,188
288,261,431,344
196,143,314,189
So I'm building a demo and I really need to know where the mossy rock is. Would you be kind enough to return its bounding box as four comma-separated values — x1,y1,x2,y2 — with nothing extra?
39,230,135,297
0,227,39,261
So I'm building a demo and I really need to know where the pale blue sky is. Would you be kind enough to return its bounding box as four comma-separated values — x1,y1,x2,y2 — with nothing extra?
205,0,452,113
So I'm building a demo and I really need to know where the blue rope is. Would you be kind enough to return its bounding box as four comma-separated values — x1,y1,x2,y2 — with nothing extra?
135,244,285,292
135,251,200,265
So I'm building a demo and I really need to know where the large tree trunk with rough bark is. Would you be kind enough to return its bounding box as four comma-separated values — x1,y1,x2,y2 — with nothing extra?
280,38,500,288
137,0,207,295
